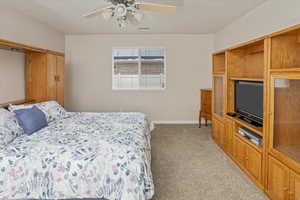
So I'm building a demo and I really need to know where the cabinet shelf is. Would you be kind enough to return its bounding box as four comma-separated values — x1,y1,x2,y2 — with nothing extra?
275,145,300,164
230,116,263,137
270,67,300,72
229,77,264,82
236,132,263,153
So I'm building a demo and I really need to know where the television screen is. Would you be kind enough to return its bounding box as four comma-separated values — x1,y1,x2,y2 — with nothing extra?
235,81,263,124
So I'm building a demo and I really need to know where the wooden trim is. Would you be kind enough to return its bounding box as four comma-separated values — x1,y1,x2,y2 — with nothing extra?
47,50,65,57
270,68,300,73
229,77,264,82
213,49,227,56
268,24,300,38
0,39,64,55
228,37,266,51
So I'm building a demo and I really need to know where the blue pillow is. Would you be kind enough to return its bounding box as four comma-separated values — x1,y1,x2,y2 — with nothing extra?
14,106,48,135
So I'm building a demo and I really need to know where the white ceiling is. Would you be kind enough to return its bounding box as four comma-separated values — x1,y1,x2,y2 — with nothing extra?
0,0,267,34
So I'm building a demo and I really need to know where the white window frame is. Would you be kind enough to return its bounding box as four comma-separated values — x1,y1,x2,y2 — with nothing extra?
112,47,167,91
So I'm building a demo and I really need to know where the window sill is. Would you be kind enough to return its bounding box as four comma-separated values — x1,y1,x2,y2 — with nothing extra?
112,88,166,91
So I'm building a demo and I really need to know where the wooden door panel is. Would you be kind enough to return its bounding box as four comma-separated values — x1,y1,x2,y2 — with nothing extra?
47,54,57,101
212,119,219,143
56,55,65,106
224,118,234,156
290,170,300,200
246,145,262,183
268,156,289,200
234,136,246,167
26,52,47,102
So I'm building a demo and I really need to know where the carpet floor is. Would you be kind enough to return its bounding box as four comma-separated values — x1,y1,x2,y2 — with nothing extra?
150,124,268,200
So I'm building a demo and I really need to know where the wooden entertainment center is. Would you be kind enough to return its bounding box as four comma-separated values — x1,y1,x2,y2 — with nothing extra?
212,24,300,200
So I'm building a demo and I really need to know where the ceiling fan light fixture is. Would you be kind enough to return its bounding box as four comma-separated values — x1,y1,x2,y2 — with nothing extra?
83,0,177,29
133,10,143,22
102,9,113,20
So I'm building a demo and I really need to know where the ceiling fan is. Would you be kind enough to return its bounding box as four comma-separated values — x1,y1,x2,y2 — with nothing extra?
83,0,177,29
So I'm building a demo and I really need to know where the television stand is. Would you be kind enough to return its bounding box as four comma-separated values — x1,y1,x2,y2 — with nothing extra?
239,116,263,127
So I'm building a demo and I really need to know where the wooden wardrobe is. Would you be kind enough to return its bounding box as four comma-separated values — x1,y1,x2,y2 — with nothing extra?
0,39,65,107
26,52,65,106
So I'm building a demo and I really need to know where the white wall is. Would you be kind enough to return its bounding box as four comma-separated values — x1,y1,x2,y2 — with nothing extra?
214,0,300,50
0,7,65,52
65,34,214,122
0,49,25,103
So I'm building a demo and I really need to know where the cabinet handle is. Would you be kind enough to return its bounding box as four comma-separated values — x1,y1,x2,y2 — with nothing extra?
54,75,60,82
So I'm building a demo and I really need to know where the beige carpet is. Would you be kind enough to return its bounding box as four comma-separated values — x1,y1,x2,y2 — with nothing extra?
151,124,268,200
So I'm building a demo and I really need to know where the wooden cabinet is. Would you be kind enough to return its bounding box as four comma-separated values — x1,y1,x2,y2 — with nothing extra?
290,170,300,200
268,156,290,200
268,156,300,200
26,52,64,106
233,134,262,185
199,89,212,127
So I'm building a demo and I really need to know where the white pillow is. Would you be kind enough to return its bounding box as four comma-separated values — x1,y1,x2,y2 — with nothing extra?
9,101,69,123
0,108,23,148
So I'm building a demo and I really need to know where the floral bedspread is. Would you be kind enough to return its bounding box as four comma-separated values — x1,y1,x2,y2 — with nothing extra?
0,112,154,200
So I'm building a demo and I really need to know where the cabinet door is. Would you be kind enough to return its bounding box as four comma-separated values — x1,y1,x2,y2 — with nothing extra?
26,52,48,102
246,145,262,183
234,136,247,167
47,54,58,101
212,119,224,146
224,118,234,156
268,156,290,200
212,119,220,144
290,170,300,200
213,76,224,117
56,55,65,106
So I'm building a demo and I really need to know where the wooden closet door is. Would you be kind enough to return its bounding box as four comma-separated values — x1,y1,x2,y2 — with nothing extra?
56,55,65,106
47,54,57,101
26,52,48,102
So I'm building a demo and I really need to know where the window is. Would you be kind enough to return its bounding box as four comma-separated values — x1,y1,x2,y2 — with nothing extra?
113,48,166,90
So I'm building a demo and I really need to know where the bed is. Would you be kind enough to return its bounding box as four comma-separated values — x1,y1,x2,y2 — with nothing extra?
0,103,154,200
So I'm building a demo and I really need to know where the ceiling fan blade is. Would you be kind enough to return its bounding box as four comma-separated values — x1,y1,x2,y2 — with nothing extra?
127,12,139,25
83,6,112,18
135,3,176,13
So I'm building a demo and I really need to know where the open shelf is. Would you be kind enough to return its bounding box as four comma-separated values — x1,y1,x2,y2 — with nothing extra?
228,39,265,80
213,52,226,74
230,116,263,137
236,131,263,153
271,27,300,70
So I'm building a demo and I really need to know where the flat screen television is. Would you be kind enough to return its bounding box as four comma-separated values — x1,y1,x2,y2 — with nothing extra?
235,81,263,126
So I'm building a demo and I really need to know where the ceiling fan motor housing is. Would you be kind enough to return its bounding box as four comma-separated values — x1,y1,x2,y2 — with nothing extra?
109,0,135,6
115,4,128,17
